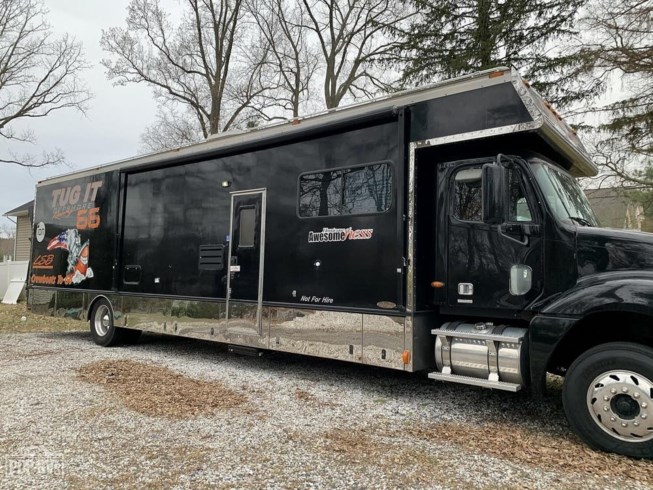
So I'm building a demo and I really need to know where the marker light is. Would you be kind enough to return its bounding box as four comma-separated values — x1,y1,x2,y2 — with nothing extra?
402,350,411,365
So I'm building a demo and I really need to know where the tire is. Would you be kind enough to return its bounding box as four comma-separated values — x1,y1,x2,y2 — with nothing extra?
563,342,653,459
89,299,141,346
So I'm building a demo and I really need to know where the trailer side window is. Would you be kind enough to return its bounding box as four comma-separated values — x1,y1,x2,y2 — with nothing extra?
453,166,483,222
299,162,393,217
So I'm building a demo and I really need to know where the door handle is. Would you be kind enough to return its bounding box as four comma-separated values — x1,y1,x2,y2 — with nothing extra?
498,223,538,245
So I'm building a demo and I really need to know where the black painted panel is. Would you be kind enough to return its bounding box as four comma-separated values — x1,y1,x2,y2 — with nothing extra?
120,121,401,310
410,83,532,142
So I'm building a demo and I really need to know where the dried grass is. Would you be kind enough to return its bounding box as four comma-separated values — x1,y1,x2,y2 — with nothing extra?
322,428,376,460
294,388,338,408
408,421,653,484
77,359,247,419
316,427,490,488
0,304,83,333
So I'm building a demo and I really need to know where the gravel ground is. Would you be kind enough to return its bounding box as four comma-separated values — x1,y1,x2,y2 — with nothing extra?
1,305,652,489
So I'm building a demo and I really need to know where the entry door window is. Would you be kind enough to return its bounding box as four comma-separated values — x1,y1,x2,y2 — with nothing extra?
238,207,256,248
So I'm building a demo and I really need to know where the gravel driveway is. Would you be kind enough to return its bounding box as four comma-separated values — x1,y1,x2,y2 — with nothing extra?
1,323,652,489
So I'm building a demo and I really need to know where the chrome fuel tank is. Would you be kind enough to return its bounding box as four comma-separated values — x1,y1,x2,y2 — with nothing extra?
434,321,529,387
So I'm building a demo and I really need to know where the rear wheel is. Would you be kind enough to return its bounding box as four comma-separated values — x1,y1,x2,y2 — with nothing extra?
563,342,653,459
90,299,140,346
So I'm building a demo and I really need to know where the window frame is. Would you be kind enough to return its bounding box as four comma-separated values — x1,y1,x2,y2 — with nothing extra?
296,160,395,219
448,160,541,226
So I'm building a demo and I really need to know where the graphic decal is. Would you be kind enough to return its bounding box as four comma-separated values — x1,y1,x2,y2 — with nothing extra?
43,229,94,285
31,176,105,288
308,227,373,243
299,294,334,304
35,222,45,242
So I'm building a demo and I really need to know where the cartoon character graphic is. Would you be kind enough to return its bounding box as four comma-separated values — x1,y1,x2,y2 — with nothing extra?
47,229,94,284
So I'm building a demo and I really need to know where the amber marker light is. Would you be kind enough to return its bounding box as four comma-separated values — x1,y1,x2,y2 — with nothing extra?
431,281,445,288
488,70,506,79
402,350,411,365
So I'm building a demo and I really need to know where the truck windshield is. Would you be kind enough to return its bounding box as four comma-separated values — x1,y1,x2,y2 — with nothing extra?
531,161,599,227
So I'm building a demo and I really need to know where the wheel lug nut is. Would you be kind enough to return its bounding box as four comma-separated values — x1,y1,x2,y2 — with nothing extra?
604,406,610,412
634,392,640,398
611,388,617,394
604,395,610,401
642,414,648,419
622,387,629,393
634,422,640,427
610,417,616,422
622,422,628,427
642,402,648,408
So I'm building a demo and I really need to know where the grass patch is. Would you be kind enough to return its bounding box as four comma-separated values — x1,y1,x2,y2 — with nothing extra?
0,304,84,334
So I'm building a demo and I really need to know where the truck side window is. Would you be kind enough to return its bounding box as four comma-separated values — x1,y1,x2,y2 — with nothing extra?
453,166,482,222
509,169,533,222
298,162,393,217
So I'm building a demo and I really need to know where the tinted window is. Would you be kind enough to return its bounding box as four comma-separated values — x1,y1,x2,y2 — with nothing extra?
509,169,533,222
453,166,482,221
238,207,256,247
299,163,393,217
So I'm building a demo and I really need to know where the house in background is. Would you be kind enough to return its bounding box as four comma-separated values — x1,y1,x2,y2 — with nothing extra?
585,188,653,232
1,200,33,303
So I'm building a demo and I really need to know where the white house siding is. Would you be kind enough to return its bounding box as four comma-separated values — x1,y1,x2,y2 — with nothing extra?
15,215,31,261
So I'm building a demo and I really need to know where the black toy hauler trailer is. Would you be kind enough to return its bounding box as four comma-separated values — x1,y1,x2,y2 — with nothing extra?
29,67,653,458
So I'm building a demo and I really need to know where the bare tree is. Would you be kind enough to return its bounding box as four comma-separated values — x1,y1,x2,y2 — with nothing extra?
301,0,414,109
140,103,204,152
0,0,91,168
574,0,652,159
0,223,16,261
101,0,278,149
248,0,318,118
570,0,652,212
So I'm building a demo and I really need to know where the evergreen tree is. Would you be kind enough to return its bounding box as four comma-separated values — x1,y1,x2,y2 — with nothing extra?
397,0,594,108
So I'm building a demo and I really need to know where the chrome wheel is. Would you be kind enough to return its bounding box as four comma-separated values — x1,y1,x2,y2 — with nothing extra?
587,370,653,442
94,304,111,337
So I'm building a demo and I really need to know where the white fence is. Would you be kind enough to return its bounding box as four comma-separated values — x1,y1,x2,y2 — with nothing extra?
0,261,28,301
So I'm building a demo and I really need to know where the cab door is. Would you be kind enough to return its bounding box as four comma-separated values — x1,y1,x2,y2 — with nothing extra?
445,160,543,313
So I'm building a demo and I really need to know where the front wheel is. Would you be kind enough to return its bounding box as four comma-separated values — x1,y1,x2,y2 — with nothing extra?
563,342,653,459
90,299,141,346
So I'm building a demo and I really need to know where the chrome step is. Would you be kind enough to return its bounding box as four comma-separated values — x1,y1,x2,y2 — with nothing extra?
428,371,522,392
431,328,524,343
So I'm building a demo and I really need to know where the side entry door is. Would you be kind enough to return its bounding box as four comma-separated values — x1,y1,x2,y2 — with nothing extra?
227,189,266,330
445,160,543,313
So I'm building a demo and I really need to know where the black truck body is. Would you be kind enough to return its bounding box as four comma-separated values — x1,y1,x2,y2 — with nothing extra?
28,68,653,458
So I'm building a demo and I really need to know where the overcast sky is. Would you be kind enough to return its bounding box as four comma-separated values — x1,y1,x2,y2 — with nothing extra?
1,0,163,226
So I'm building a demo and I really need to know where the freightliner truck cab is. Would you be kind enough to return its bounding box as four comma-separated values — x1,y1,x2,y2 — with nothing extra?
425,150,653,459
